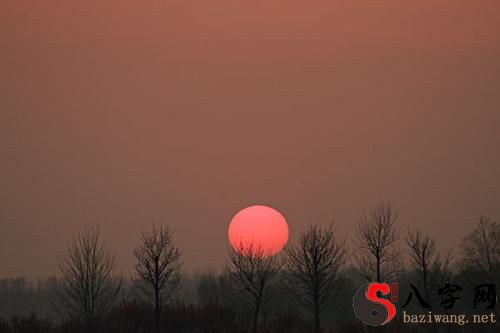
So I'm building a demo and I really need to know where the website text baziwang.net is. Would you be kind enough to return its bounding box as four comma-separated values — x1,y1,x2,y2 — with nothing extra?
402,311,496,326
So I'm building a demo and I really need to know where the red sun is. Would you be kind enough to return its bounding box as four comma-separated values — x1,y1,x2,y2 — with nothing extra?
228,205,289,256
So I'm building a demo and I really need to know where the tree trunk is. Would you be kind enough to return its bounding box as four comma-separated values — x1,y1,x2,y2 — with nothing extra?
252,294,262,333
314,301,321,333
376,255,381,282
423,265,428,301
155,285,160,333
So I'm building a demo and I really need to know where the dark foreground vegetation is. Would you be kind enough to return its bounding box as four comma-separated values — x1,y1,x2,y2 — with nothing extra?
1,202,499,333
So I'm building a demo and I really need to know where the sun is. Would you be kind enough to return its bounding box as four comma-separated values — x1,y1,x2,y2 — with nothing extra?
228,205,289,256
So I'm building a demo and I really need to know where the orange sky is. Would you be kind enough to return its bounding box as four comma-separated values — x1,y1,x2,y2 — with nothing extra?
1,0,500,277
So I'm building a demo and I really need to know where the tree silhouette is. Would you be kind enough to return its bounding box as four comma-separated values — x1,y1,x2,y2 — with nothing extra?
406,229,453,302
354,201,399,282
133,224,182,332
461,216,500,283
58,226,122,328
227,243,281,333
285,224,347,333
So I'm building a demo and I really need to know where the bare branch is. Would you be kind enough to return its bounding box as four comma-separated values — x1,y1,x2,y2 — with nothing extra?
133,224,182,330
406,229,453,302
226,242,281,333
461,216,500,283
58,226,122,326
354,201,400,282
285,224,346,333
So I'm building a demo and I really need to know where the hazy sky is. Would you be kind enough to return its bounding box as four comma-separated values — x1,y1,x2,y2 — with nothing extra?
1,1,500,277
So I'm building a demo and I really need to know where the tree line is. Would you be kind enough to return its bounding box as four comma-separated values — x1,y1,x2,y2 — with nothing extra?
0,201,499,333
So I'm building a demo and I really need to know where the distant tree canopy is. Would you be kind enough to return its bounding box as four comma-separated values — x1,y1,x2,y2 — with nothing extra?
1,211,500,333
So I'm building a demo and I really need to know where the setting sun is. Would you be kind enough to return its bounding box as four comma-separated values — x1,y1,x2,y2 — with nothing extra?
228,205,289,256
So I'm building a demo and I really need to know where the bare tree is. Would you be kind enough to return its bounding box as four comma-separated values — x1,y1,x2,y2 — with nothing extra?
354,201,399,282
227,243,281,333
285,224,347,333
133,224,182,331
461,215,500,283
58,226,122,327
406,229,453,302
